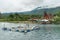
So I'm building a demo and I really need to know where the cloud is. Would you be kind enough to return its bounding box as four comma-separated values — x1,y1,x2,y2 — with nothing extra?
41,0,60,7
0,0,60,13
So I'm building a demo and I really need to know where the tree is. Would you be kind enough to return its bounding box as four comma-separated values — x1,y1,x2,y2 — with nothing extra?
56,12,60,17
0,12,2,19
8,14,14,21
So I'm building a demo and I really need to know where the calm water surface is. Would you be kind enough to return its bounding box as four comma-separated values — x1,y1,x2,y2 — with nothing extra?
0,22,60,40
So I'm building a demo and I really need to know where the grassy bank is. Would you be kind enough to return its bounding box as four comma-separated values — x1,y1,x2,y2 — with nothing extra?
0,19,36,24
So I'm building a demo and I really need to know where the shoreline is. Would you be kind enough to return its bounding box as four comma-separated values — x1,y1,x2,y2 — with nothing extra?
0,21,59,25
0,21,37,24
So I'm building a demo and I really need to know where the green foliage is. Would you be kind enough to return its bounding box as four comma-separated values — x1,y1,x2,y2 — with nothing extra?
53,17,60,24
53,12,60,24
7,14,41,21
56,12,60,17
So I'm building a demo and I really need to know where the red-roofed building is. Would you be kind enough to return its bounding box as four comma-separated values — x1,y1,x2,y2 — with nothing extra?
43,11,53,19
41,11,53,24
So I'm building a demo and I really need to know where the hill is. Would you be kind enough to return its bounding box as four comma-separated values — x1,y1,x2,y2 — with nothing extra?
2,6,60,15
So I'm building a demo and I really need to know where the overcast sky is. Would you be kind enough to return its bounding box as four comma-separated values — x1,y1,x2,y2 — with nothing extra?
0,0,60,13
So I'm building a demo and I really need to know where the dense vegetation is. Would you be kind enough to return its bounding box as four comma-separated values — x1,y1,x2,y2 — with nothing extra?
0,13,41,21
0,12,60,24
53,12,60,24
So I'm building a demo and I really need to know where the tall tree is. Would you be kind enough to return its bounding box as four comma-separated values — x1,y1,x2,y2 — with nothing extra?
0,12,2,19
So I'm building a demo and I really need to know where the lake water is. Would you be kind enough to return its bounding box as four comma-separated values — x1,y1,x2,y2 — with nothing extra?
0,22,60,40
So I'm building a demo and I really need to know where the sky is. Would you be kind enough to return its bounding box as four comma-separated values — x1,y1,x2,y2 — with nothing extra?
0,0,60,13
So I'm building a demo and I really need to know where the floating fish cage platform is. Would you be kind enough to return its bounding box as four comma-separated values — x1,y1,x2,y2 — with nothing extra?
2,26,40,33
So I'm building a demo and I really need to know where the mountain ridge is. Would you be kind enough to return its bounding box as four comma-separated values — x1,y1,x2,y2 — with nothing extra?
2,6,60,15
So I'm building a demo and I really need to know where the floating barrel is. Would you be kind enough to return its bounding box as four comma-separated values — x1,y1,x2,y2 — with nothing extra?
16,30,19,32
8,29,11,31
27,30,30,32
2,27,7,31
21,30,31,33
21,30,25,32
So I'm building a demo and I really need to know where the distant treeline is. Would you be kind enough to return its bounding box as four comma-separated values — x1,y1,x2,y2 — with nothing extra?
0,12,60,24
0,13,41,21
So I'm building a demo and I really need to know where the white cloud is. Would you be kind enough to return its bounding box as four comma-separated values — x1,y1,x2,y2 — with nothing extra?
0,0,60,13
41,0,60,8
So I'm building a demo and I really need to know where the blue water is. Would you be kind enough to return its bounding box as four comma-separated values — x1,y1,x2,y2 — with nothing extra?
0,22,60,40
